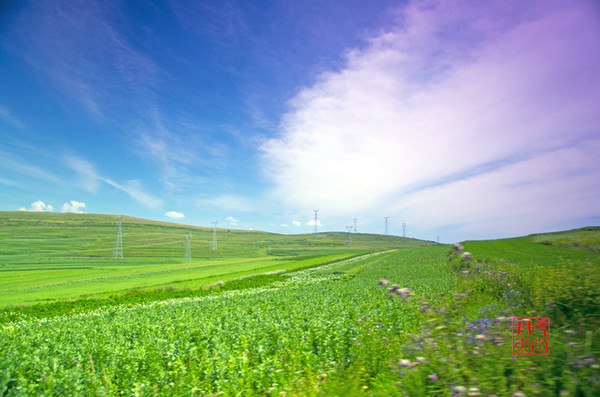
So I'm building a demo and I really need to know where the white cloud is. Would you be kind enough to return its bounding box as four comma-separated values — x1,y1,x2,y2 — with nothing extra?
281,223,289,227
261,0,600,240
226,216,239,225
61,200,86,213
306,219,322,227
20,200,54,212
165,211,184,219
292,220,302,227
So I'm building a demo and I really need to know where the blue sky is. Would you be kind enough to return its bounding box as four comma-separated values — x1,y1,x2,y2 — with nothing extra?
1,0,599,243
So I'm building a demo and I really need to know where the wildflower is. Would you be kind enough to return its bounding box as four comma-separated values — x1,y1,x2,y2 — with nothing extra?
416,356,426,363
397,287,411,297
475,334,486,340
462,252,472,260
468,387,481,396
584,358,595,364
511,393,526,397
560,391,570,395
379,278,390,287
399,359,411,367
454,244,464,251
427,374,439,381
453,386,467,394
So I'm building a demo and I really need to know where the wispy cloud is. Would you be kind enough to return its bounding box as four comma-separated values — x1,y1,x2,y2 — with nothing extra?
0,150,63,185
0,105,24,128
8,0,160,118
61,200,86,213
62,154,163,209
134,111,214,191
196,194,257,212
19,201,54,212
292,220,302,227
226,216,239,225
261,0,600,239
169,0,248,45
64,155,100,193
101,177,162,209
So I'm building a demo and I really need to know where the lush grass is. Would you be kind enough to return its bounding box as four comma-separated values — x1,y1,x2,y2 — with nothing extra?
1,213,599,396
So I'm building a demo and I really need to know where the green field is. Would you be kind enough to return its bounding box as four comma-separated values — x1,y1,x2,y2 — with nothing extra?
1,213,599,396
0,212,432,308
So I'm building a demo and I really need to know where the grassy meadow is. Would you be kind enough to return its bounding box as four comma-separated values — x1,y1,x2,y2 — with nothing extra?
0,211,431,309
1,212,599,396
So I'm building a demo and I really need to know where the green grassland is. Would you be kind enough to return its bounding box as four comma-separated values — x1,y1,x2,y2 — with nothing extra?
0,211,432,308
1,213,599,396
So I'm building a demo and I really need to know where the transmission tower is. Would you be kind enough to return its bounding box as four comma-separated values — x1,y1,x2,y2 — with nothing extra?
313,209,319,239
402,223,407,237
353,218,358,233
113,216,123,259
184,231,192,262
211,221,218,251
384,216,389,236
346,225,353,243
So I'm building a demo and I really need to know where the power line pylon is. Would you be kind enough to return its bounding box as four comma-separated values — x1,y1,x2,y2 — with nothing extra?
346,225,353,243
113,216,123,259
184,231,192,262
211,221,218,251
402,223,407,237
353,218,358,233
384,216,389,236
313,209,319,239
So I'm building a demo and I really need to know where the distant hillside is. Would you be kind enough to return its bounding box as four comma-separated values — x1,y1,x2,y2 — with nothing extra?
529,226,600,251
0,211,436,262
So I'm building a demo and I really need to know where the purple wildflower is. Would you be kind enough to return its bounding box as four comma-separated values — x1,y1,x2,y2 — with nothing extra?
379,278,390,287
427,374,439,381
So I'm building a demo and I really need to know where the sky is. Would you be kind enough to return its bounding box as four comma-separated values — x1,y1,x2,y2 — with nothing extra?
1,0,599,243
